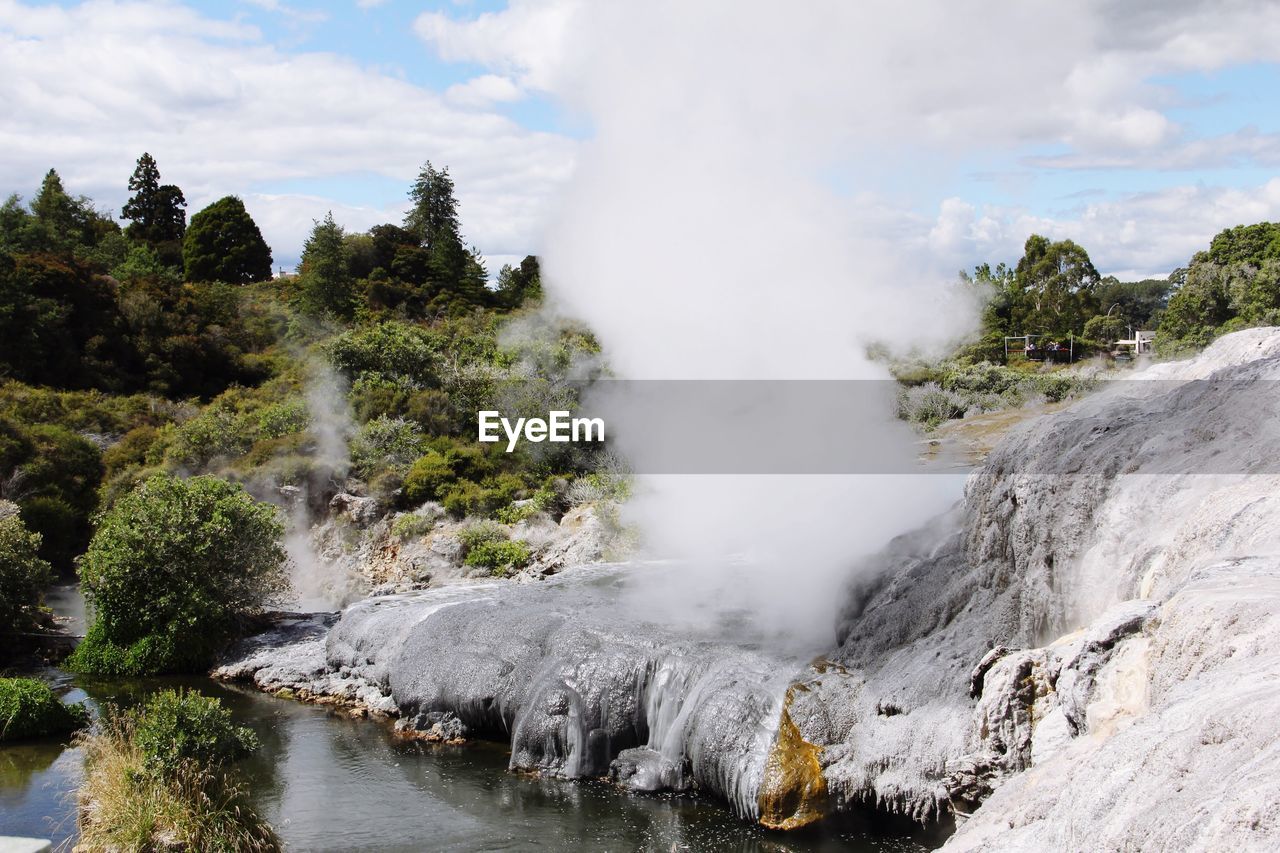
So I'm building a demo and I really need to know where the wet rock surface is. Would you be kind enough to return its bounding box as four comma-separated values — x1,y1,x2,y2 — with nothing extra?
220,328,1280,849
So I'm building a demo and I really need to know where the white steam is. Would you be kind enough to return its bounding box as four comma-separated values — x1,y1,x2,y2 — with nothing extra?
535,2,978,646
286,358,363,612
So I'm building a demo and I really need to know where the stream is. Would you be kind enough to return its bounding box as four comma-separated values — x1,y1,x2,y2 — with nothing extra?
1,589,943,852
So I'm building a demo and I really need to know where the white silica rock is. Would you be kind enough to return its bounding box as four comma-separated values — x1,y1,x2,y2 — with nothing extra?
219,328,1280,848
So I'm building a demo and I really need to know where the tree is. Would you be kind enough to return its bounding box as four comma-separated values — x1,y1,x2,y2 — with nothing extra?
183,196,273,284
496,255,543,309
1011,235,1101,337
298,212,354,317
31,169,81,244
0,505,52,639
68,473,288,675
404,161,475,296
121,153,187,247
405,161,461,250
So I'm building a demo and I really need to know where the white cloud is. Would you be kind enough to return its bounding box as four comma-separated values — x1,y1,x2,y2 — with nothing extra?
414,1,1280,160
925,180,1280,278
242,0,327,25
0,0,577,266
445,74,523,108
414,0,583,93
412,0,1280,281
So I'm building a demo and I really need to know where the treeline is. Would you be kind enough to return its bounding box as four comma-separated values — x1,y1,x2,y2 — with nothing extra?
958,221,1280,362
0,155,548,570
0,155,598,677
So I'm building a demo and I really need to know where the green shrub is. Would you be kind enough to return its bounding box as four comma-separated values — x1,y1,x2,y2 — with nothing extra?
457,520,508,551
254,399,309,439
402,452,456,505
493,487,557,524
351,415,429,477
463,539,531,577
0,677,88,741
441,473,524,518
897,382,969,429
328,321,441,387
77,700,279,851
18,495,81,572
101,425,160,478
390,509,439,541
0,509,52,636
165,403,252,469
131,689,258,777
565,468,632,506
68,473,288,676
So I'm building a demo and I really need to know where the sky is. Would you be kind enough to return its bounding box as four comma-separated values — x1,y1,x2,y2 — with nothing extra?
2,0,1280,278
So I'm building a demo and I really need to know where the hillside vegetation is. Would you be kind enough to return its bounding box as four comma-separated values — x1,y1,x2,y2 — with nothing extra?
0,155,607,666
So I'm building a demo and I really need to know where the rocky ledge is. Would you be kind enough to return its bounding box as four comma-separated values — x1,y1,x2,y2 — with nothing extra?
219,328,1280,849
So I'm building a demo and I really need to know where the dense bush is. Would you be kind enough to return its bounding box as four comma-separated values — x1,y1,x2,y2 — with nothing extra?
131,689,258,776
351,415,430,477
457,522,531,577
77,692,278,851
463,540,531,577
893,361,1096,429
0,508,53,637
68,474,288,675
328,321,440,388
0,677,88,741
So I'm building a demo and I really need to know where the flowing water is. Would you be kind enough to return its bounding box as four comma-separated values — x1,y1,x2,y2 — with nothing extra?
1,587,944,851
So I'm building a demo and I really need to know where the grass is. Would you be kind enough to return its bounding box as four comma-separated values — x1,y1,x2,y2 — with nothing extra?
75,695,279,852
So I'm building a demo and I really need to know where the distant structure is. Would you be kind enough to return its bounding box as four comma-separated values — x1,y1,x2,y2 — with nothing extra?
1114,330,1156,356
1005,333,1076,363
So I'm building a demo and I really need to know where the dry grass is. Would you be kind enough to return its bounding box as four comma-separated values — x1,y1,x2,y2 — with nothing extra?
75,716,280,852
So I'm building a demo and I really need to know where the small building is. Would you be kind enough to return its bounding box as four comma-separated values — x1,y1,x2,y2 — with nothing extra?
1114,330,1156,355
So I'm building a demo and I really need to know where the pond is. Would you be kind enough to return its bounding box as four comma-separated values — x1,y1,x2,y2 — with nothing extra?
2,585,945,851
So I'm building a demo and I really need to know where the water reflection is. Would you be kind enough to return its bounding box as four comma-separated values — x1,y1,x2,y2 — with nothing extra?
1,676,942,851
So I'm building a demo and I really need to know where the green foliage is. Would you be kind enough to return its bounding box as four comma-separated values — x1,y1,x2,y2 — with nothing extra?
493,487,556,523
565,468,632,506
390,508,439,540
401,437,502,508
1157,222,1280,352
442,473,524,518
162,388,308,472
298,212,355,318
329,320,441,389
402,452,456,505
456,520,508,551
0,677,88,741
456,519,533,576
463,539,531,577
0,251,134,391
68,473,288,675
130,689,258,777
0,510,53,637
183,196,273,284
78,698,279,852
0,417,105,572
1202,222,1280,266
351,415,430,477
121,153,187,249
406,162,461,251
894,361,1095,428
495,255,543,308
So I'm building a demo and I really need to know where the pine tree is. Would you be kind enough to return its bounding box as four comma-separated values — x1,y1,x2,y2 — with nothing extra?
31,169,80,247
122,153,187,245
298,212,354,317
404,161,461,250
